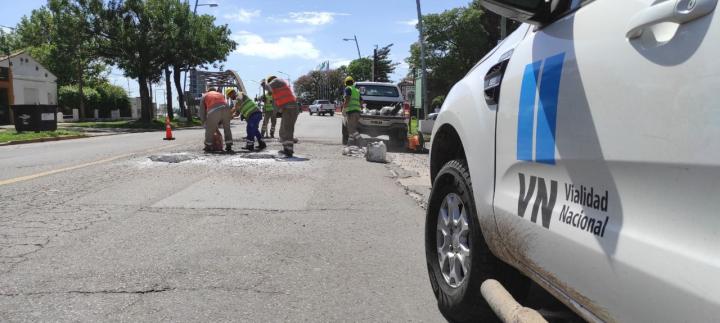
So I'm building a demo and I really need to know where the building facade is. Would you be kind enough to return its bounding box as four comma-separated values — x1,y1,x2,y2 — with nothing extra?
0,51,58,125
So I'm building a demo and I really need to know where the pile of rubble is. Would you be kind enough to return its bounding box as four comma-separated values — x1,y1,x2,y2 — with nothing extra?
342,141,388,163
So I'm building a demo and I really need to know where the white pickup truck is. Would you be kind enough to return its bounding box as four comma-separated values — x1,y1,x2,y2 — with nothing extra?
308,100,335,116
426,0,720,322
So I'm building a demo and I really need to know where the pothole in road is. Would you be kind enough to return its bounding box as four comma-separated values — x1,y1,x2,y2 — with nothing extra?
148,153,197,163
146,150,310,165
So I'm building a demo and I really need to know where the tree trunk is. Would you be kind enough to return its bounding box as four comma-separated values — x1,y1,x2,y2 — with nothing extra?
78,67,85,120
164,67,173,120
172,65,187,119
138,75,151,122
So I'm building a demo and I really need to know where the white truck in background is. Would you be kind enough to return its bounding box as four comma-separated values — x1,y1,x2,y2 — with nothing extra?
308,100,335,116
425,0,720,322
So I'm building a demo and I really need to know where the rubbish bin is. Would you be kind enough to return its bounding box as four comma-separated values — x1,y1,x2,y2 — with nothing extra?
11,105,58,132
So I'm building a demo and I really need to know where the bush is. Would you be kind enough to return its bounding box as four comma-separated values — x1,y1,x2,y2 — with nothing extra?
58,83,130,118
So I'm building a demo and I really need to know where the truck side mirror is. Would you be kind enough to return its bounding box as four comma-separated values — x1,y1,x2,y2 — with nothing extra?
480,0,566,25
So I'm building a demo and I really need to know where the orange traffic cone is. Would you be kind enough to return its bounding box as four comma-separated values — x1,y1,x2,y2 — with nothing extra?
163,116,175,140
407,134,419,151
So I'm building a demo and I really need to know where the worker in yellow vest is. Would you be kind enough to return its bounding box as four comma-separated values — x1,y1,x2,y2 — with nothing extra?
261,91,277,138
227,88,266,151
342,76,362,146
199,87,233,153
262,76,299,157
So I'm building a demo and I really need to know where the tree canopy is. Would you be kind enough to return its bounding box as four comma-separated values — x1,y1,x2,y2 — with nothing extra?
347,58,372,83
406,0,518,101
7,0,236,122
294,68,348,104
372,44,399,83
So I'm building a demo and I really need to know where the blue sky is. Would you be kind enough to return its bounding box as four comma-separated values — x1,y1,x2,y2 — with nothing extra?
1,0,469,99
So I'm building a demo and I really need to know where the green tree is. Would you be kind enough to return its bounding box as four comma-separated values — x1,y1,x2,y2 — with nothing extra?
347,58,372,82
294,68,348,104
15,1,107,119
406,1,519,101
372,44,399,82
0,29,21,57
165,4,235,120
89,0,169,121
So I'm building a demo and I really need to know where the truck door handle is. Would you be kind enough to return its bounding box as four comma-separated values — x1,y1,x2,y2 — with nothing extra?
626,0,717,39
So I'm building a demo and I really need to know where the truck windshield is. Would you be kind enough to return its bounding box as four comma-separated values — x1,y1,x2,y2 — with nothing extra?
358,85,399,97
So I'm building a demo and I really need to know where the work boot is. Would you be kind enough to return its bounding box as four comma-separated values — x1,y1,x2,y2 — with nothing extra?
225,144,234,153
257,139,267,151
244,142,254,151
203,145,212,153
270,131,275,138
261,130,267,138
281,146,294,158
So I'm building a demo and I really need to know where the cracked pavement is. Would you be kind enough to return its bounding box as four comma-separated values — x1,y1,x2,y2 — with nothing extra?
0,114,442,322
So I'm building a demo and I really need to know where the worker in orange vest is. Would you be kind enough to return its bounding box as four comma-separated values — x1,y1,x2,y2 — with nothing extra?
262,76,299,157
198,87,233,153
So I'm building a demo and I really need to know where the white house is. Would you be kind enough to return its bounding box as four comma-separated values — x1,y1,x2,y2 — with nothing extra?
0,50,58,125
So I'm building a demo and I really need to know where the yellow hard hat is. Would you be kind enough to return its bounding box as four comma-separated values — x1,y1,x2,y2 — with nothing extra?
344,76,354,85
224,88,237,96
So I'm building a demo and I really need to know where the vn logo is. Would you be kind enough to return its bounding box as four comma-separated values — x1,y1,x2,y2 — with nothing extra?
516,53,565,165
518,173,557,229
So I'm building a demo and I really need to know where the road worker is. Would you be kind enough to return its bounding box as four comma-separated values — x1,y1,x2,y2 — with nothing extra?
227,88,266,151
262,76,299,157
342,76,362,146
199,87,233,153
260,87,277,138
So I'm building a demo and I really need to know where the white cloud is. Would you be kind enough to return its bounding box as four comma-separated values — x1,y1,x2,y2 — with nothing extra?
277,12,349,26
398,19,418,26
224,9,261,23
330,59,352,69
232,31,320,60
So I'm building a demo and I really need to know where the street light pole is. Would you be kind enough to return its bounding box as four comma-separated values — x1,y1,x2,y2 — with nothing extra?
277,71,291,86
415,0,428,117
343,35,361,59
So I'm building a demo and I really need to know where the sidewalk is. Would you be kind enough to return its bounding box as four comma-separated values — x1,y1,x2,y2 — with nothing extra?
387,147,431,209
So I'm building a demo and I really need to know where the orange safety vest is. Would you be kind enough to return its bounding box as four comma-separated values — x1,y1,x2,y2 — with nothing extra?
271,82,297,107
203,91,227,111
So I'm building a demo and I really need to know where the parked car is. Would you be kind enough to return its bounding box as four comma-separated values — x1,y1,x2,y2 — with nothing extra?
342,82,409,147
308,99,335,116
425,0,720,322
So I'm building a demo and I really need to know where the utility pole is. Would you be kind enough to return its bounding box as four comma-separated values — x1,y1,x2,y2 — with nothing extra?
372,46,378,82
415,0,428,117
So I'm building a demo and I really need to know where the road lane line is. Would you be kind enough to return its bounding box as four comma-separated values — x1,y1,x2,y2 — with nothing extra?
0,144,182,187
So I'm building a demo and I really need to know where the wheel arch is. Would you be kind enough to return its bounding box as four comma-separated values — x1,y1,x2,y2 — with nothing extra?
430,124,467,183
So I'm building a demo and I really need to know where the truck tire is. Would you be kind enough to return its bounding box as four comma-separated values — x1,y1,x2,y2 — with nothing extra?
309,110,314,115
425,159,529,323
330,111,335,116
390,130,407,148
342,124,348,145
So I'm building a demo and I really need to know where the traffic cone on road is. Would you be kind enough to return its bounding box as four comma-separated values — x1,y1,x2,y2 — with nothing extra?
163,116,175,140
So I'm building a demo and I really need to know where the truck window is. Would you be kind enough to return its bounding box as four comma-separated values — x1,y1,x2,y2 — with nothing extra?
357,85,400,97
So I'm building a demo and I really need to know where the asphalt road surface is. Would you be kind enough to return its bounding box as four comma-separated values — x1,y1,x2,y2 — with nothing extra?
0,113,443,322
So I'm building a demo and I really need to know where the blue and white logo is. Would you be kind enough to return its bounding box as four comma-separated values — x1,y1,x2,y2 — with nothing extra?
516,53,565,165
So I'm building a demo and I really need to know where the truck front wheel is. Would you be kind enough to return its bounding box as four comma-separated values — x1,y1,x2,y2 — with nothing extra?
425,159,529,323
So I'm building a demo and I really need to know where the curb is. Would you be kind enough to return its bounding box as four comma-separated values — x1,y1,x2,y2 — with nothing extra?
0,135,88,147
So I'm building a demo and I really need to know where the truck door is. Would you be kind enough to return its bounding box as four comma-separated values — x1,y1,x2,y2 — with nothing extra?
492,0,720,321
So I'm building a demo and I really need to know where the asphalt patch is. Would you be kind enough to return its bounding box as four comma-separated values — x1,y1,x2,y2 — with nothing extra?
275,156,309,162
148,153,197,163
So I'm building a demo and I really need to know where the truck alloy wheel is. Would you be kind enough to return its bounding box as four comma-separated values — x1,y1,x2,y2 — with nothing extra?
436,192,471,288
425,159,529,323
